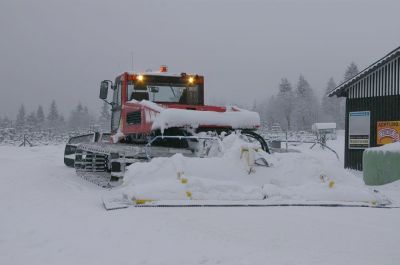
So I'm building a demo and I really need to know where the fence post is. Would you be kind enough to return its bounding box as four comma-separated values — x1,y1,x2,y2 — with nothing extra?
19,134,33,147
285,131,288,151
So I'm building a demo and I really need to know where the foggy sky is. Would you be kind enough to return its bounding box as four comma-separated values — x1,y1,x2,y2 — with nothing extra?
1,0,400,118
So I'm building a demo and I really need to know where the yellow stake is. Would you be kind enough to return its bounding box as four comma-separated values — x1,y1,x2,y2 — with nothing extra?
181,178,188,184
135,199,154,205
329,180,335,188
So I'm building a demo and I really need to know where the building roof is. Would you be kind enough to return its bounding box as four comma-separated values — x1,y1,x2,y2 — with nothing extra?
328,46,400,97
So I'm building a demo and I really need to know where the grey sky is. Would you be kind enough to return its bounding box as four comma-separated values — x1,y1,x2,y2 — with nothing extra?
1,0,400,118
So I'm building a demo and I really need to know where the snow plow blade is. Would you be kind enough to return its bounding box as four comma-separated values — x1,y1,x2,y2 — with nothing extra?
102,196,394,210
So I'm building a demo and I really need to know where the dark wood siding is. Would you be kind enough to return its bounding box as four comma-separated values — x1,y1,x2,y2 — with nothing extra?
345,95,400,169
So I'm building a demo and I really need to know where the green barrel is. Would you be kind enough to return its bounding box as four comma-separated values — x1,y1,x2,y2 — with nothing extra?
363,147,400,185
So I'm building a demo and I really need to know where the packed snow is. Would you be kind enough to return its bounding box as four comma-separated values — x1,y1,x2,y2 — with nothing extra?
115,132,388,205
1,132,400,265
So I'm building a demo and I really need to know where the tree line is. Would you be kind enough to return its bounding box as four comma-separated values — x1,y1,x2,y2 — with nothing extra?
253,62,359,131
1,62,360,135
0,101,111,133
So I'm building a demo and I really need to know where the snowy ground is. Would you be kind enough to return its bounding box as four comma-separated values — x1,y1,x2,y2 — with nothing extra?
1,132,400,265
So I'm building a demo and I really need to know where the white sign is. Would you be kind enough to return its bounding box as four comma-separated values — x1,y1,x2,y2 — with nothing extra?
349,111,370,149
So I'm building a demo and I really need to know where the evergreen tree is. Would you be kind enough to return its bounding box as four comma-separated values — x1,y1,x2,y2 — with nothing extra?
293,75,319,131
255,98,270,126
98,102,111,131
335,62,359,128
47,100,60,128
321,78,342,125
15,104,26,130
68,103,82,130
26,111,38,129
1,116,11,128
77,102,83,113
58,114,66,130
82,105,94,128
276,78,295,130
68,102,94,130
265,95,279,128
343,62,359,81
36,105,45,128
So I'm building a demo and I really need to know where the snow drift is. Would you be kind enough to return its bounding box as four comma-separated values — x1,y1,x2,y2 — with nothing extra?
115,133,388,205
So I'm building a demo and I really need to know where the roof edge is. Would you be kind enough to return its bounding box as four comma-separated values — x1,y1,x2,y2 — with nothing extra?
328,46,400,97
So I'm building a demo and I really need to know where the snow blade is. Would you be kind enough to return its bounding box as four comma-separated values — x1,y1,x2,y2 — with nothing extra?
132,203,396,208
102,195,132,210
101,198,396,210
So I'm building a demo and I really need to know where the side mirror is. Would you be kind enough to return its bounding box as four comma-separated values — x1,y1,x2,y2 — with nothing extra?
99,81,109,100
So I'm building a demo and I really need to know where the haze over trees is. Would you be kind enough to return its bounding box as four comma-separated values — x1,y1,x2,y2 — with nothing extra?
276,78,294,130
321,78,341,126
1,62,361,135
67,102,95,130
98,102,111,131
343,62,360,81
0,100,101,134
253,62,360,131
15,104,26,130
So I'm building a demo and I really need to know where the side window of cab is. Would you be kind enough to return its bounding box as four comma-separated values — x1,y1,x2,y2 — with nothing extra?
111,80,122,132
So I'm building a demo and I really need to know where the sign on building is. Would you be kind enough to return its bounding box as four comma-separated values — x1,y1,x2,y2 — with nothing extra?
377,121,400,145
349,111,370,149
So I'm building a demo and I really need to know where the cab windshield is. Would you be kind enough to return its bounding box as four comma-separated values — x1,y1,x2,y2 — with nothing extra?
127,82,200,105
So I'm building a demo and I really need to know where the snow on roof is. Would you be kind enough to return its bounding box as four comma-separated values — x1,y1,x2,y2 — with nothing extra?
312,123,336,130
142,71,183,77
365,141,400,154
131,71,202,77
328,46,400,97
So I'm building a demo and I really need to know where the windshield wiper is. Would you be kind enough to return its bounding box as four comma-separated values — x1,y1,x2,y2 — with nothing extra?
169,84,177,97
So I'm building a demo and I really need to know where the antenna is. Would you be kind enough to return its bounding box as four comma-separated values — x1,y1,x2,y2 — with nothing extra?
130,51,134,71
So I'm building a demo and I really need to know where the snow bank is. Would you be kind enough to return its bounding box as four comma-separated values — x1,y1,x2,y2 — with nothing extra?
116,134,387,205
119,134,265,200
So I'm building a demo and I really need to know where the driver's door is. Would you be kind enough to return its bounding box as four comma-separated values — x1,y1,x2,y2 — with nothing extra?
111,78,122,133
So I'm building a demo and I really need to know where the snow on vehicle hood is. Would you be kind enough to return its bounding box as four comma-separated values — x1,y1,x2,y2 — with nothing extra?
151,107,260,132
129,99,261,132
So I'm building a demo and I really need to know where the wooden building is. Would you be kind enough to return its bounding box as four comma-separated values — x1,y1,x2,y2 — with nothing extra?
329,46,400,170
